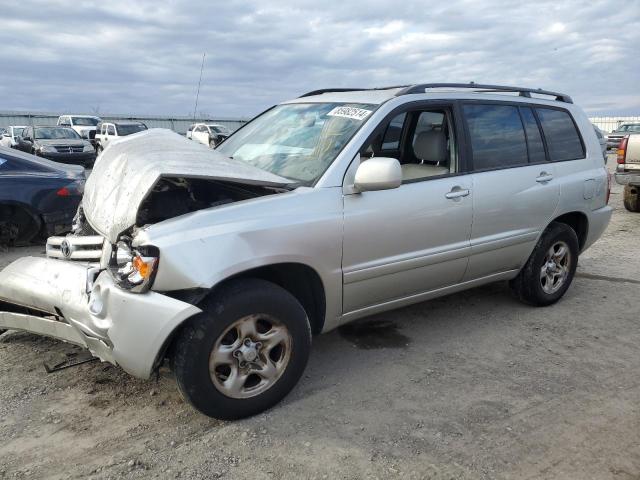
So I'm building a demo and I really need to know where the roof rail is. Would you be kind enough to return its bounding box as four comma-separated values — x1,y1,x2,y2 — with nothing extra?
298,85,409,98
395,83,573,103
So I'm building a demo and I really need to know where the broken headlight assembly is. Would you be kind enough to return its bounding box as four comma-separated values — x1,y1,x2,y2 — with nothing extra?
109,240,159,293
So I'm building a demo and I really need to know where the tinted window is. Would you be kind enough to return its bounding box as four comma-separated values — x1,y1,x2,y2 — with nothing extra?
520,107,546,163
381,113,406,150
107,125,116,135
463,104,528,169
536,108,584,161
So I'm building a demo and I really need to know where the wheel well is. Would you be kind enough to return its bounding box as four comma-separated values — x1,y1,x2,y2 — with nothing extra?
223,263,327,335
552,211,588,251
0,202,42,243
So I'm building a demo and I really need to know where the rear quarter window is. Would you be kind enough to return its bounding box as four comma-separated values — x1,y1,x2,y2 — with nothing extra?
536,108,585,161
463,104,528,170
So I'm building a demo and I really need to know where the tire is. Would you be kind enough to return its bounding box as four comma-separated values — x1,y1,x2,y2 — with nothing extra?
623,185,640,212
509,222,579,306
171,278,312,420
0,205,40,245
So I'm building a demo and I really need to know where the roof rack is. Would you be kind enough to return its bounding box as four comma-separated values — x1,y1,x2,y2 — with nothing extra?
298,85,409,98
395,83,573,103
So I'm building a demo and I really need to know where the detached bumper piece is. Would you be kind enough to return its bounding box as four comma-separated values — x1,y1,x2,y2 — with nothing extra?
0,256,201,378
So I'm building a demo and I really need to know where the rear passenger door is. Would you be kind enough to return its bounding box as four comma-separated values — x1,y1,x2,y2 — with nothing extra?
462,103,560,281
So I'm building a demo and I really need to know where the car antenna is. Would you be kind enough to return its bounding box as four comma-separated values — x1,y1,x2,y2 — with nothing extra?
193,52,206,121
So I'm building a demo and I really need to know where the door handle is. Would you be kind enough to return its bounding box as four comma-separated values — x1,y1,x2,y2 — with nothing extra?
536,172,554,183
445,188,470,199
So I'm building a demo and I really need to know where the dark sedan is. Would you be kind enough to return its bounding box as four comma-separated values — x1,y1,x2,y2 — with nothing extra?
15,126,96,167
0,147,84,245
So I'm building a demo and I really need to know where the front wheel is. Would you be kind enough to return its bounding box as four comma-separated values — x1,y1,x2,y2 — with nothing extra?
171,278,311,419
509,222,579,306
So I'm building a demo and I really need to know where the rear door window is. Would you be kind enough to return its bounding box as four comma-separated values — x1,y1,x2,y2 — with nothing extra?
463,104,528,170
519,107,546,163
535,108,584,161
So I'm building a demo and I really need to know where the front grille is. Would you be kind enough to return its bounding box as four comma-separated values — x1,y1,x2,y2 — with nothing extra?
46,235,104,263
54,145,84,153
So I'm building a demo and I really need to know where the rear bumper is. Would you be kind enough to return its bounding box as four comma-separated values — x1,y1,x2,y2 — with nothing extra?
0,257,201,378
615,172,640,186
42,207,80,236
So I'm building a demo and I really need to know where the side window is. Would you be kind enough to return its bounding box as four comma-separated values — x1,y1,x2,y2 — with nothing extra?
519,107,546,163
536,108,585,161
107,125,116,136
381,113,406,150
463,104,528,170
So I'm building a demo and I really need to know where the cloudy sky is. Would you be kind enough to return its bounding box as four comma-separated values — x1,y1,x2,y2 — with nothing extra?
1,0,638,118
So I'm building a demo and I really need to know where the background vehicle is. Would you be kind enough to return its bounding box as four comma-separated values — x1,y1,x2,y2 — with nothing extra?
57,115,102,145
0,84,612,420
607,123,640,150
0,146,84,244
592,124,607,160
0,126,27,148
186,124,195,140
95,121,147,153
191,123,231,147
15,126,96,167
614,133,640,212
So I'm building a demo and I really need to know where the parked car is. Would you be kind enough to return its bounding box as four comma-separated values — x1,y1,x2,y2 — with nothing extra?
57,115,102,145
592,124,607,161
606,123,640,150
15,126,96,167
0,126,27,148
191,123,231,147
0,146,84,245
0,83,612,420
95,121,148,153
614,133,640,212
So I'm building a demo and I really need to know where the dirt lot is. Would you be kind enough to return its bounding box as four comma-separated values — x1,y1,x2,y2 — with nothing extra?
1,157,639,480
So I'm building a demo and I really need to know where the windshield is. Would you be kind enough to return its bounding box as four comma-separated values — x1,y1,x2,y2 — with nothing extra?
35,127,81,140
72,117,100,126
118,124,147,136
217,103,375,184
210,125,230,134
12,127,24,137
618,124,640,132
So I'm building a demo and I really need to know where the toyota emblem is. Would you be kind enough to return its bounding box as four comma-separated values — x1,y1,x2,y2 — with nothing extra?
60,239,72,258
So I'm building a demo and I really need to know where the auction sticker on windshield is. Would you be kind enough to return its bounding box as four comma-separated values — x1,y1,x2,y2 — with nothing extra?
327,106,372,121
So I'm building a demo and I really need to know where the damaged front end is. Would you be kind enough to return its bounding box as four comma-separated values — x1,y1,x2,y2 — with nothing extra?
0,129,294,377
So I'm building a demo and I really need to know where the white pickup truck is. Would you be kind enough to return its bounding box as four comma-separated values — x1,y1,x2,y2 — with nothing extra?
614,134,640,212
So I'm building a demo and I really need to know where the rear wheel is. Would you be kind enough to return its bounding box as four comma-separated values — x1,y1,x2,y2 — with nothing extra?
623,185,640,212
171,278,311,419
509,222,579,306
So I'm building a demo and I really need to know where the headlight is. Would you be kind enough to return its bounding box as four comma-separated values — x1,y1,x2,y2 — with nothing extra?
109,241,159,293
83,142,94,152
39,145,57,153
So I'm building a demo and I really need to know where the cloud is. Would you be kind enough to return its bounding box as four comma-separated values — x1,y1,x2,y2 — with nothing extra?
0,0,638,117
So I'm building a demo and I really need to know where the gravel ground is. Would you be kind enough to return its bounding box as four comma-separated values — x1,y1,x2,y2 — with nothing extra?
1,156,638,480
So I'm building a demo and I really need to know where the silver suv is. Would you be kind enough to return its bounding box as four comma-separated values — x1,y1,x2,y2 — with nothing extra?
0,83,612,419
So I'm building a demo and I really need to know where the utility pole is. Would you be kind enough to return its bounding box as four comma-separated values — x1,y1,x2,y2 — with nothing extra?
193,53,206,121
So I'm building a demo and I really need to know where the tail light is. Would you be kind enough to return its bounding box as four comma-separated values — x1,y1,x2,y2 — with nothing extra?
56,178,85,197
617,135,629,164
56,187,71,196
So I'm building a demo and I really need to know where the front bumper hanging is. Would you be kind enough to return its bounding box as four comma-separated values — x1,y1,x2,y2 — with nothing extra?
0,256,201,378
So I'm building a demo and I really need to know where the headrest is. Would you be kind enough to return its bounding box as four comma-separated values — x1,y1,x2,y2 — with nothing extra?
413,130,446,163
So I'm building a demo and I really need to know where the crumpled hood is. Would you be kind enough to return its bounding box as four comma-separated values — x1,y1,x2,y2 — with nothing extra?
83,128,293,243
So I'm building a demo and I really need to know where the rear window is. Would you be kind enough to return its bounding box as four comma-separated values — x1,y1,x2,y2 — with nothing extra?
463,104,528,170
520,107,546,163
536,108,584,161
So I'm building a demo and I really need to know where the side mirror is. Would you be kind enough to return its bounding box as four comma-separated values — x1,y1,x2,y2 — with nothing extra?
354,157,402,192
